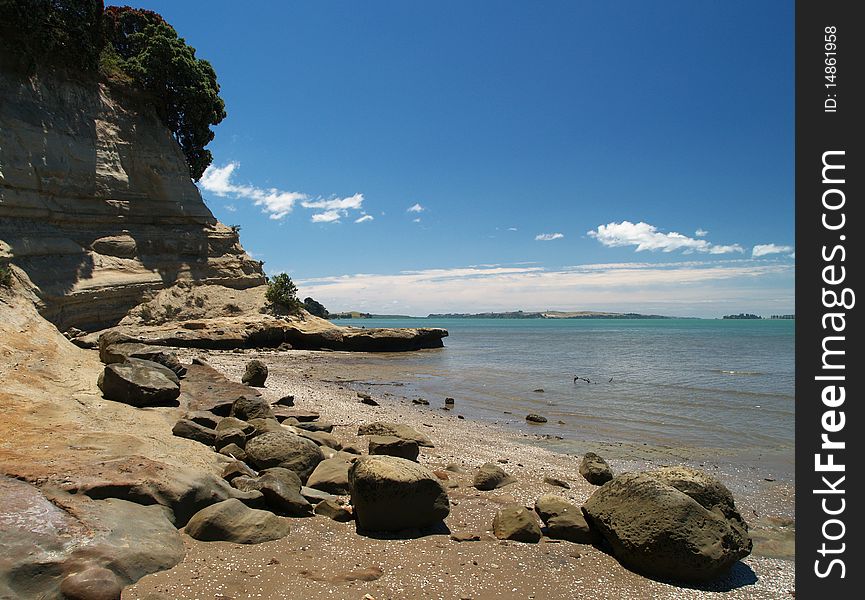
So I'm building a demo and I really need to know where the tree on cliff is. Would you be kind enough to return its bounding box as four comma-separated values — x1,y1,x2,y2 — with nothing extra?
303,297,329,319
102,6,226,180
0,1,225,181
265,273,302,315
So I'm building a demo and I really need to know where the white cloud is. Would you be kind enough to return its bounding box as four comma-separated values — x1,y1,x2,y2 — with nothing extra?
695,228,708,237
355,214,374,223
297,260,794,317
224,204,237,213
199,162,366,223
407,203,425,213
752,243,794,257
508,227,518,231
413,217,422,223
535,233,564,241
588,221,744,254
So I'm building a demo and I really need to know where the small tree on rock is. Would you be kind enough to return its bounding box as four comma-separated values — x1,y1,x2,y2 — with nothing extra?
303,297,329,319
265,273,302,314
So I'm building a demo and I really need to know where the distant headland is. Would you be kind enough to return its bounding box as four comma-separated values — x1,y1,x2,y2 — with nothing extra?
330,310,678,320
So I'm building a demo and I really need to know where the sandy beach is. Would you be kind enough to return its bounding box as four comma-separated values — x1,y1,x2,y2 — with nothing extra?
123,347,795,600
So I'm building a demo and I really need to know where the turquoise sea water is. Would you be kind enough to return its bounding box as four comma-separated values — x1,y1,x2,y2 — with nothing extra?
331,318,794,474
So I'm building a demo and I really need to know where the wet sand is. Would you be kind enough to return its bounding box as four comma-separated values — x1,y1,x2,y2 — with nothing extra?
124,348,795,600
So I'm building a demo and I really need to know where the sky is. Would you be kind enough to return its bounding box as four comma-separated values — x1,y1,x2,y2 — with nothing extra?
117,1,794,317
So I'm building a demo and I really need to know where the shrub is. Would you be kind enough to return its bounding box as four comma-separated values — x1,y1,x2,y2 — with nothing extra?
265,273,302,314
0,263,12,286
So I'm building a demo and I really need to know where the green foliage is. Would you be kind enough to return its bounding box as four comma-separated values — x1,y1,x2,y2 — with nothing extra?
0,263,12,286
0,0,104,71
102,6,226,180
303,297,329,319
265,273,302,314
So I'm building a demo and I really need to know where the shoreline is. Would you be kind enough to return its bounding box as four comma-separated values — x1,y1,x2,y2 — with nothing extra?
125,346,794,600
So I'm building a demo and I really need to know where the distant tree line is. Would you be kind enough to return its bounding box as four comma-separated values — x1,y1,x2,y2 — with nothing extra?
722,313,762,320
0,0,225,180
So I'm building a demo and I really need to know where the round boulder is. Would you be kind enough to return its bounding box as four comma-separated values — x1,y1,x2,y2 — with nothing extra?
492,504,542,543
59,566,123,600
368,435,420,461
184,498,290,544
581,471,752,582
244,431,324,482
306,458,352,495
473,462,516,490
241,360,268,387
349,456,450,532
230,395,275,421
579,451,613,485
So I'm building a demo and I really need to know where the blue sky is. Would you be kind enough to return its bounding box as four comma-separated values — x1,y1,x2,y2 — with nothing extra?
118,1,794,317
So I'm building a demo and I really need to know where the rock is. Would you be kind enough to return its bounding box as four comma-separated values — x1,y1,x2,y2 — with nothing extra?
368,435,420,461
59,566,123,600
492,504,542,543
244,431,325,482
218,443,248,462
183,410,220,429
171,419,216,446
349,456,449,532
315,499,354,522
445,463,464,473
534,494,595,544
275,394,295,406
306,458,352,495
222,460,257,482
525,413,548,424
534,494,576,522
179,362,262,416
230,395,275,421
648,466,747,526
98,359,180,407
533,388,544,393
300,486,338,504
215,427,246,451
241,360,268,387
341,443,363,455
184,498,291,544
246,417,284,437
357,422,433,447
579,452,613,485
412,398,429,405
100,342,187,378
358,392,378,406
295,421,334,433
543,476,570,489
216,416,256,436
450,532,481,542
297,429,342,450
581,471,752,582
473,463,516,490
444,397,455,405
257,468,313,517
273,408,320,423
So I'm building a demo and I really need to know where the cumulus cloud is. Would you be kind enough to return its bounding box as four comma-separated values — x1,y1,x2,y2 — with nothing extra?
355,214,374,223
199,162,366,223
588,221,743,254
535,233,564,241
752,243,794,257
407,203,425,213
297,261,793,317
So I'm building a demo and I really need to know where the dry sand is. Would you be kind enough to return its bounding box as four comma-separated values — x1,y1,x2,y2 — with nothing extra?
124,347,796,600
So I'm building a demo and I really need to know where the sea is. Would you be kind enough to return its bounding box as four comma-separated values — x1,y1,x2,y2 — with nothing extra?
330,317,795,480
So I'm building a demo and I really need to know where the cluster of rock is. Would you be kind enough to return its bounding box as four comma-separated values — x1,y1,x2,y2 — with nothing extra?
478,452,752,583
91,333,751,584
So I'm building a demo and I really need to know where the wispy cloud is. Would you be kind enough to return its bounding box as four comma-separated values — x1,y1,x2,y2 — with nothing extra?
535,233,564,241
695,228,708,237
412,217,422,223
298,260,793,317
199,162,366,223
407,203,425,213
224,204,237,213
752,243,794,257
355,214,374,223
588,221,743,254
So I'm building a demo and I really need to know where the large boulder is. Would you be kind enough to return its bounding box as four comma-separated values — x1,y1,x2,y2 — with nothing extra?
241,360,268,387
492,504,542,543
100,341,187,378
256,468,313,517
357,422,434,447
368,435,419,461
230,395,275,421
581,471,752,582
172,419,216,446
244,431,324,482
306,458,352,495
473,463,516,490
184,498,290,544
648,466,748,527
349,456,449,532
579,451,613,485
97,359,180,407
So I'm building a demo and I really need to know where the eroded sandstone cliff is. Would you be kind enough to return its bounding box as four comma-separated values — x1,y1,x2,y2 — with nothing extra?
0,65,265,332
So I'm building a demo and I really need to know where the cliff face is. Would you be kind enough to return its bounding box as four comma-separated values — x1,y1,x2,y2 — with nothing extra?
0,66,265,331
